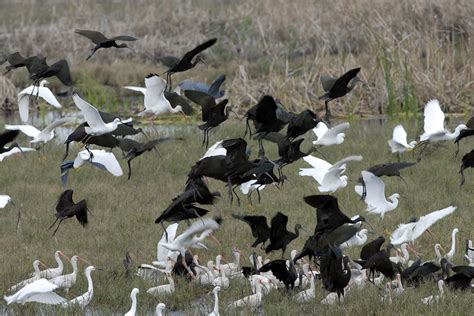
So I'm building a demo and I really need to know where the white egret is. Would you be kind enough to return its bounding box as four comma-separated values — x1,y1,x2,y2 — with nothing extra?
445,228,460,261
124,288,139,316
37,250,69,279
147,272,175,296
312,122,350,146
419,100,468,143
421,280,444,305
390,206,456,245
17,80,62,123
73,93,122,135
49,255,87,293
0,195,12,208
0,146,35,161
5,118,72,144
209,285,221,316
4,279,66,305
294,273,316,303
155,223,179,268
388,124,416,155
155,303,166,316
8,260,48,292
240,179,266,195
125,74,184,117
340,229,368,249
61,266,97,309
359,171,399,219
299,155,362,192
72,149,123,176
434,244,444,262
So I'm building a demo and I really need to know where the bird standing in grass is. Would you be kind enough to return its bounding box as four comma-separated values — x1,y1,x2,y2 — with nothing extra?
124,288,139,316
61,266,97,309
75,30,137,60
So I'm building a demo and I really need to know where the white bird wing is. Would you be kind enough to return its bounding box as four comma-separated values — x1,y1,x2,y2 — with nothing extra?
144,75,167,111
412,206,456,240
201,140,226,159
26,292,67,305
81,150,123,176
5,124,41,138
423,100,445,135
73,94,106,129
0,195,11,208
321,122,350,141
17,94,30,123
302,155,332,169
354,185,363,197
240,179,258,194
312,122,329,140
123,86,147,95
37,87,62,108
0,147,35,161
39,118,72,135
390,223,415,245
158,223,179,262
330,155,362,170
392,125,409,146
362,171,387,210
175,218,220,244
321,166,345,186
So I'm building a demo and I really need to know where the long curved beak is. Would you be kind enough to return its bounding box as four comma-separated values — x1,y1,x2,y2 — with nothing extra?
78,256,92,265
39,261,49,269
59,252,70,261
208,233,221,246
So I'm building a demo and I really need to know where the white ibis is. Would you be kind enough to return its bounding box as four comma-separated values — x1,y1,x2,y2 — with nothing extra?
49,255,88,293
4,278,66,305
208,285,221,316
312,122,350,146
421,280,445,304
299,155,362,192
17,79,62,122
61,266,97,308
124,288,139,316
212,266,229,289
38,250,69,279
0,195,12,208
359,171,400,219
8,260,48,292
147,272,175,296
228,278,267,308
389,243,411,265
219,247,242,277
445,228,460,261
5,118,72,144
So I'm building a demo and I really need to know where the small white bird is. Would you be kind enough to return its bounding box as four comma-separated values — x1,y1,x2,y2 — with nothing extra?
124,288,139,316
17,80,62,123
4,278,66,305
49,255,87,293
299,155,362,192
294,273,316,303
61,266,97,309
340,229,368,249
155,303,166,316
37,250,69,279
419,100,468,142
73,93,122,136
388,124,416,155
8,260,48,292
390,206,456,245
5,118,72,144
0,195,12,208
421,280,445,305
125,74,184,117
147,272,175,296
312,122,350,146
73,149,123,177
0,146,35,161
209,285,221,316
359,171,400,219
445,228,460,262
465,240,474,266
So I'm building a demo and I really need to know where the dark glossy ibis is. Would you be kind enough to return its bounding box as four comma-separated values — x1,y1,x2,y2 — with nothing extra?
258,259,297,290
231,214,270,249
48,190,88,235
265,212,304,258
75,30,137,60
460,149,474,185
320,246,351,300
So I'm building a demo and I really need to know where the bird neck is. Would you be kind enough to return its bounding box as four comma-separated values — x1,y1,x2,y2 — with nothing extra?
434,246,442,260
72,260,79,274
438,282,444,296
86,271,94,292
212,290,219,314
389,195,399,209
156,308,163,316
401,246,409,260
129,294,138,314
449,230,457,255
55,254,64,270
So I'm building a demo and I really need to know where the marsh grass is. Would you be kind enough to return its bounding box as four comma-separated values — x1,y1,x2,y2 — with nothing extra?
0,119,472,315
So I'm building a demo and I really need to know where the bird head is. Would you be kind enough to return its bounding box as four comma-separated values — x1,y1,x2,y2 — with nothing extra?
213,285,221,293
156,303,166,311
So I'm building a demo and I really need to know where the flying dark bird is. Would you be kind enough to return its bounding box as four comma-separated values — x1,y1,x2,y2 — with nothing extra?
258,259,297,290
1,52,46,75
177,74,226,99
184,90,231,147
75,30,137,60
319,67,361,121
29,59,73,86
231,214,270,249
48,190,88,236
172,252,196,280
265,212,304,258
460,149,474,186
286,109,321,140
359,236,386,263
187,155,228,182
183,177,221,206
403,261,441,287
363,244,396,281
454,116,474,156
320,247,351,300
0,130,21,154
118,137,177,180
63,127,120,161
161,38,217,90
445,265,474,290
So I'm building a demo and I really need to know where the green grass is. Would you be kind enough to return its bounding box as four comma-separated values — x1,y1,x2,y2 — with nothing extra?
0,119,472,315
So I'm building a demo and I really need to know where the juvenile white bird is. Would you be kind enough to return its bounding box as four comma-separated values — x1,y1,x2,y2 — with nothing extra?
209,285,221,316
312,122,350,146
4,278,66,305
212,266,229,289
389,243,411,265
124,288,139,316
5,118,72,144
49,255,87,293
359,171,400,219
73,93,122,136
61,266,97,309
421,280,445,305
390,206,456,245
219,247,242,276
0,195,12,208
388,124,416,156
299,155,362,192
340,229,369,249
8,260,48,292
147,272,175,296
17,80,62,122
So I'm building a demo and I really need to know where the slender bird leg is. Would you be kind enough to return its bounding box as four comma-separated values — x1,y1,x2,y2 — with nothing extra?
161,222,169,242
227,178,233,205
62,142,71,161
258,139,265,157
397,175,408,188
127,160,132,180
455,142,460,157
201,131,207,147
48,217,60,230
52,220,64,236
15,202,21,231
232,185,241,207
324,100,331,125
425,229,437,243
182,256,195,279
256,188,262,203
460,169,466,186
396,153,401,162
86,47,98,61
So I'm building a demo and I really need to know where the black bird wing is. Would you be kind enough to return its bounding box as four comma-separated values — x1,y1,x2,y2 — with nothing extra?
451,265,474,278
360,236,385,261
332,68,361,92
232,214,270,240
255,95,278,126
286,110,319,139
184,90,216,121
208,74,225,97
156,55,180,68
465,116,474,129
56,190,75,213
270,212,289,241
222,138,248,163
304,195,352,233
75,30,109,44
0,130,19,148
180,38,217,64
118,138,140,154
49,59,73,86
320,75,337,92
366,162,416,178
262,132,288,157
72,200,88,226
258,259,291,282
164,91,194,115
108,35,137,42
5,52,25,65
142,137,176,152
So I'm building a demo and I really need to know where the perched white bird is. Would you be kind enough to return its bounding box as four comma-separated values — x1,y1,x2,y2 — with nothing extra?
299,155,362,192
73,149,123,177
421,280,445,305
37,250,69,279
340,229,368,249
0,146,35,161
445,228,460,262
388,124,416,154
124,288,139,316
61,266,97,309
147,272,175,296
73,93,122,135
228,278,267,309
17,80,62,123
419,100,468,142
294,273,316,303
49,255,85,293
8,260,48,292
0,195,12,208
209,285,221,316
125,74,184,117
5,118,72,144
155,303,166,316
312,122,350,146
4,279,66,305
155,223,179,268
359,171,400,219
390,206,456,245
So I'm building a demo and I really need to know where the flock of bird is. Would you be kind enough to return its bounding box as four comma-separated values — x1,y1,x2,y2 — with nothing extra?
1,30,473,315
